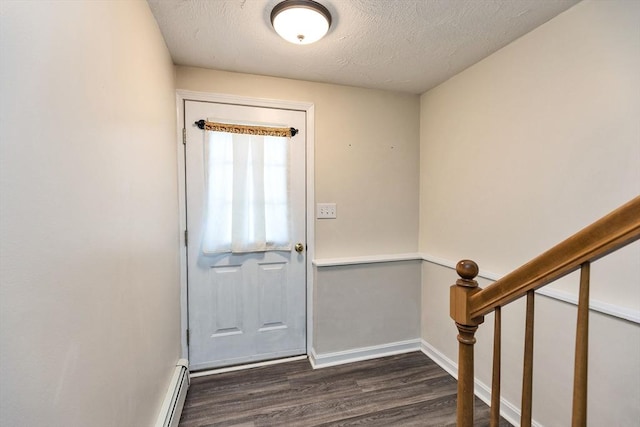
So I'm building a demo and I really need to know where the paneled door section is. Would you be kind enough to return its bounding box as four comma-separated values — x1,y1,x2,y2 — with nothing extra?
184,100,306,370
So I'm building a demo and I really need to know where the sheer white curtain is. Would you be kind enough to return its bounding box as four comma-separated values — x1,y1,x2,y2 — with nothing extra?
202,131,291,254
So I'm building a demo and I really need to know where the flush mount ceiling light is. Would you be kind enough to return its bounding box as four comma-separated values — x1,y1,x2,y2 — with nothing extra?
271,0,332,45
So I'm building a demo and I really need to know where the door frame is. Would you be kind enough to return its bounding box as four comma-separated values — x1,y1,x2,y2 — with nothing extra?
176,90,315,363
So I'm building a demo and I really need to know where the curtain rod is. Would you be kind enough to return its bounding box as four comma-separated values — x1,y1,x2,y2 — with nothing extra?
195,120,299,138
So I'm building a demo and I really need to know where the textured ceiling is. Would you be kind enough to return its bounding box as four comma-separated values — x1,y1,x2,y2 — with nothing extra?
148,0,580,94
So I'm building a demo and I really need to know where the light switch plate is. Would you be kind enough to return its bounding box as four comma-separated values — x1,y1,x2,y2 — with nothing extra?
317,203,337,219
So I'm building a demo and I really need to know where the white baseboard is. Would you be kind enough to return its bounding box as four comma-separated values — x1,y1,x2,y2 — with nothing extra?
309,338,422,369
155,359,189,427
420,340,543,427
310,338,543,426
419,340,458,379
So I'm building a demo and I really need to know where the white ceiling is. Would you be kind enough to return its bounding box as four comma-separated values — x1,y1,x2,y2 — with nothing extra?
148,0,580,94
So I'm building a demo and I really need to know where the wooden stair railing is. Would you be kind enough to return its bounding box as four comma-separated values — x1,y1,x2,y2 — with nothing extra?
450,196,640,426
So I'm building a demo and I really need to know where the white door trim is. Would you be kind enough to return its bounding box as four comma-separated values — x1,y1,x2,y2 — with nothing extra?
175,90,315,361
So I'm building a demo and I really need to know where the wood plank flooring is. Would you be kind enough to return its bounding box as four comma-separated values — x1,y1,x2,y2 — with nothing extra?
179,352,512,427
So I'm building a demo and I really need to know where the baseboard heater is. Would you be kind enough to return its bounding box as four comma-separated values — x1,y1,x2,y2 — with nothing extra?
155,359,189,427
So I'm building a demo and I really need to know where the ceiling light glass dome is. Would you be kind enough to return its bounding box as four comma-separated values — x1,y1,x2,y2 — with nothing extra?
271,0,332,45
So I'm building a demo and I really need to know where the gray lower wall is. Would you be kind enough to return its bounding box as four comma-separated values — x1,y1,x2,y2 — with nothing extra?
313,260,421,355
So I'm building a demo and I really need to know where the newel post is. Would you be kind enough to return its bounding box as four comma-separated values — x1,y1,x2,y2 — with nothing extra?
450,260,484,427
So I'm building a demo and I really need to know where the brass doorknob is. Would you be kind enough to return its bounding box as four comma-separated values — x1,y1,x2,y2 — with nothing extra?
294,243,304,253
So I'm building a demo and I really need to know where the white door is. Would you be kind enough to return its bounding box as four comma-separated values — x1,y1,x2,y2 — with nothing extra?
184,100,306,370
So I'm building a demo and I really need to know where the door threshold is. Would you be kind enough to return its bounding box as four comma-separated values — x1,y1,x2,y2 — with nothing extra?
190,355,308,378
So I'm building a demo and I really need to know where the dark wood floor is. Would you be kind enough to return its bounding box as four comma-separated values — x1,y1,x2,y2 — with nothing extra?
179,352,511,427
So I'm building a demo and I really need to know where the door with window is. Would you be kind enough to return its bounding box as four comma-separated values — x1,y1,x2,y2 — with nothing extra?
184,100,306,370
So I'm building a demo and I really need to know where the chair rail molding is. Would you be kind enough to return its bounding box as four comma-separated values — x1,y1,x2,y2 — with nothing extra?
313,252,639,324
421,253,639,325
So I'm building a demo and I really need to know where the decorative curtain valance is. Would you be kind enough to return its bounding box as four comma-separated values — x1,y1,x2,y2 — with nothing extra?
195,119,298,138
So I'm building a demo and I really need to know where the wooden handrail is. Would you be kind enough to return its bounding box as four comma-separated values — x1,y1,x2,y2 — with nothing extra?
469,196,640,320
450,195,640,426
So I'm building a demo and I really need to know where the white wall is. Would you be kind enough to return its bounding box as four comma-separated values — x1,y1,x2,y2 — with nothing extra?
420,0,640,425
0,2,180,426
176,67,421,354
176,67,420,259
